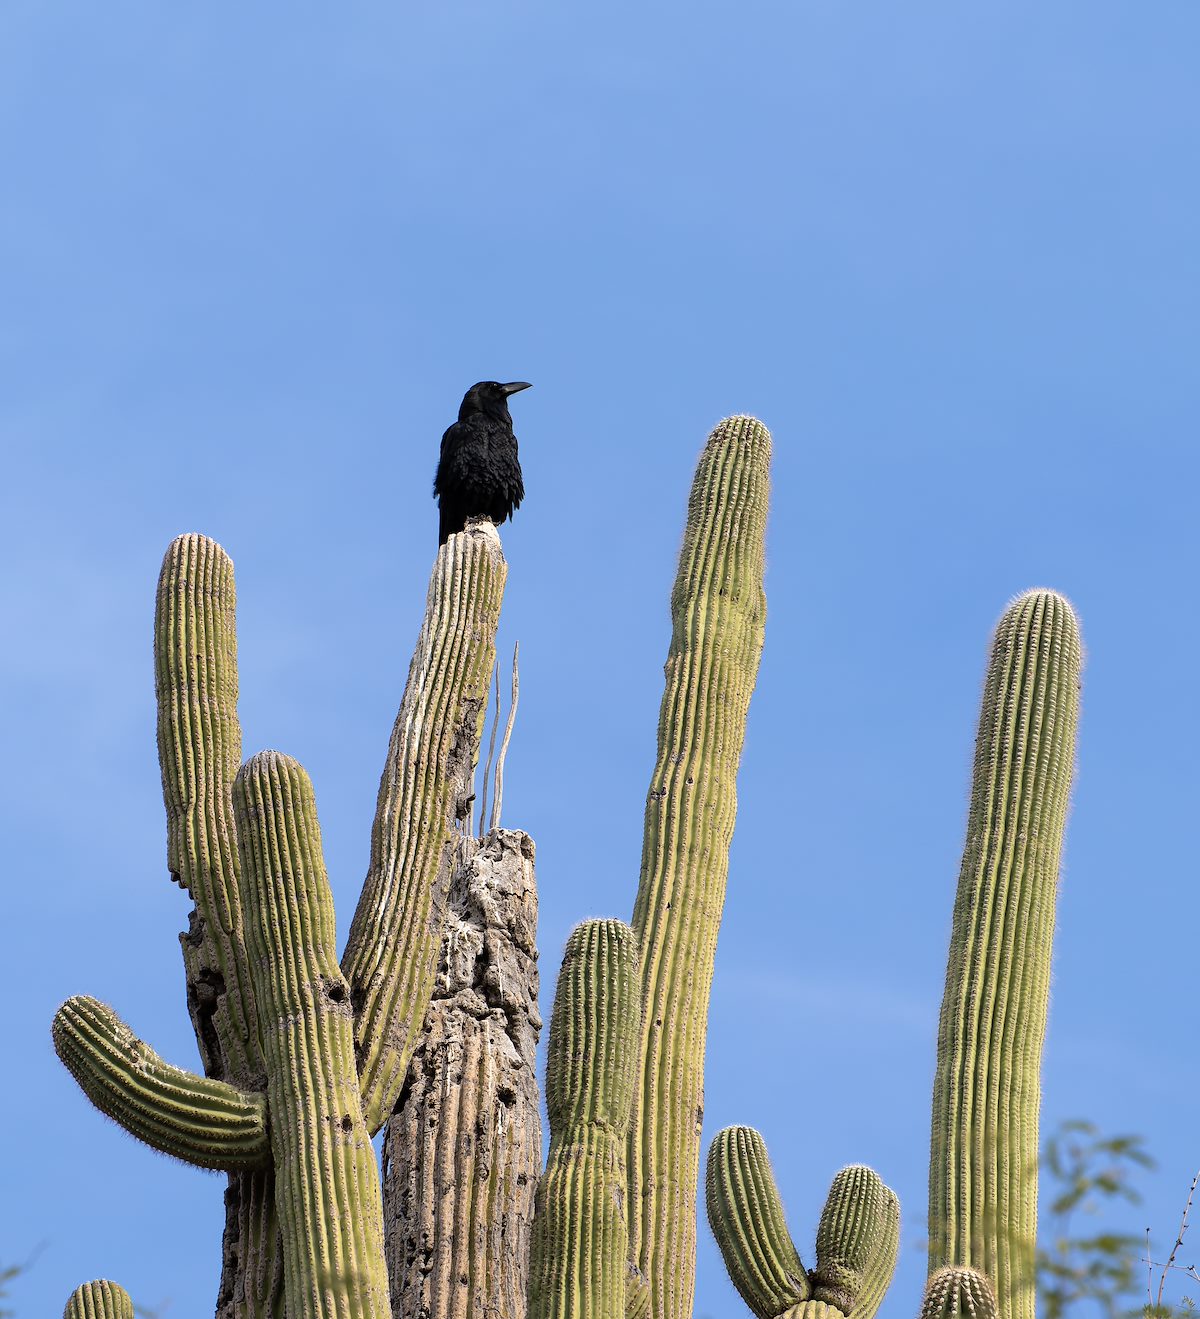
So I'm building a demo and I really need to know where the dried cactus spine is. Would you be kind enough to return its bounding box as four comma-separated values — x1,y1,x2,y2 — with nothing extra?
528,919,641,1319
63,1280,135,1319
233,751,390,1319
928,590,1081,1319
52,995,269,1171
342,523,508,1134
628,416,771,1319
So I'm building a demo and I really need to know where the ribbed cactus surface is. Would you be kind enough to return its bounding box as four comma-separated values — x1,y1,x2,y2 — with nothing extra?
233,751,390,1319
529,919,642,1319
928,589,1082,1319
706,1126,808,1319
919,1267,999,1319
63,1281,134,1319
628,415,771,1319
343,524,507,1135
52,994,269,1171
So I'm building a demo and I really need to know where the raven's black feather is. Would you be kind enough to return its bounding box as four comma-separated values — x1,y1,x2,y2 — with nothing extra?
433,381,531,545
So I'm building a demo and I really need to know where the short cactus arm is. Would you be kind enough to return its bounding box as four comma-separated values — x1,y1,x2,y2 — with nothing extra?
928,590,1082,1319
811,1165,893,1316
854,1186,899,1319
342,523,507,1134
233,751,390,1319
628,416,771,1319
52,995,269,1171
64,1280,134,1319
529,920,641,1319
705,1127,808,1319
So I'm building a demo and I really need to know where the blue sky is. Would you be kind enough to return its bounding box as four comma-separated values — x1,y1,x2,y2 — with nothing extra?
2,4,1198,1316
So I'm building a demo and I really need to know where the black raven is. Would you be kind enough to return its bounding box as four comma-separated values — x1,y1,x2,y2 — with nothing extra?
433,381,531,545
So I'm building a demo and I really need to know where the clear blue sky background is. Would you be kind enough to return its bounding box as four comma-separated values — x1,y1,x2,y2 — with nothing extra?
2,4,1197,1316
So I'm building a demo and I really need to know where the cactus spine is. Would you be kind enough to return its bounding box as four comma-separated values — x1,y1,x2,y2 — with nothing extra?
529,919,641,1319
627,415,770,1319
928,589,1081,1319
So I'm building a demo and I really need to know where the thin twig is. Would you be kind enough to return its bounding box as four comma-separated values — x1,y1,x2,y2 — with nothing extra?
1158,1172,1200,1312
478,658,501,839
489,641,520,833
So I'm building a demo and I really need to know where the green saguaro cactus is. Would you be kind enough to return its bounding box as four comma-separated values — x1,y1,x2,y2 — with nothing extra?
707,589,1081,1319
528,920,641,1319
628,414,771,1319
927,589,1081,1319
63,1281,135,1319
55,523,507,1318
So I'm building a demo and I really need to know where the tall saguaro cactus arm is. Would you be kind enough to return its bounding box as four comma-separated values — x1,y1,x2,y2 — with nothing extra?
928,590,1082,1319
342,523,507,1135
627,415,771,1319
233,751,391,1319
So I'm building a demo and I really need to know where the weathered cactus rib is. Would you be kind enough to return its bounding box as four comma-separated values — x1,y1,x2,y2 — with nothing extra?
929,590,1081,1319
628,416,771,1319
63,1280,135,1319
529,920,641,1319
705,1127,808,1319
52,995,269,1171
382,829,541,1319
343,524,507,1135
233,751,390,1319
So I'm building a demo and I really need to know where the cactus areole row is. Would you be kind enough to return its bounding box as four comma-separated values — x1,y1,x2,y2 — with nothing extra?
53,416,1082,1319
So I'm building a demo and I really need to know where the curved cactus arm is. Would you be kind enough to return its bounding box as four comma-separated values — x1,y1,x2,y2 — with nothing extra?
811,1165,893,1315
63,1280,135,1319
919,1267,999,1319
529,920,641,1319
155,533,259,1087
233,751,390,1319
705,1127,808,1319
929,590,1082,1319
342,523,507,1135
52,995,269,1171
628,417,771,1319
854,1186,899,1319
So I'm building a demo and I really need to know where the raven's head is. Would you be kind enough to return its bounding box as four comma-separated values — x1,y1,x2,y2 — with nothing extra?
460,380,532,422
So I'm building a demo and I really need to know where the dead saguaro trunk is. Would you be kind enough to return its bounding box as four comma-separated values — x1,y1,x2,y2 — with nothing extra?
382,829,542,1319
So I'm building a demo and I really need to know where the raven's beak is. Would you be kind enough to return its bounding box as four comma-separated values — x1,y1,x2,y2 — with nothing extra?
501,381,533,396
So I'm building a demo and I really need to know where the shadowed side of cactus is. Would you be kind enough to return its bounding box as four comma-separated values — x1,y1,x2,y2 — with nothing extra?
928,590,1082,1319
627,416,771,1319
343,523,508,1135
63,1281,135,1319
233,751,390,1319
528,920,641,1319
